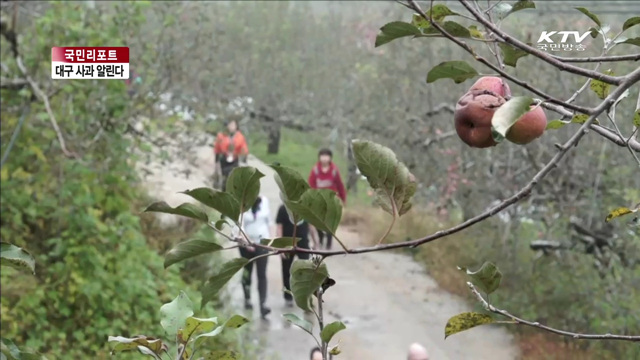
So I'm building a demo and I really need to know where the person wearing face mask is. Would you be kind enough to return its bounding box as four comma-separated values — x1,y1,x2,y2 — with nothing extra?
233,195,271,318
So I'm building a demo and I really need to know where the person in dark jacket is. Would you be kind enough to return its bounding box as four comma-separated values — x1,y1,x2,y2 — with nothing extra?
276,204,318,307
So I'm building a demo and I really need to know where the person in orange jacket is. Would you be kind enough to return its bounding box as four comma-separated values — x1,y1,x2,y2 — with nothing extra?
213,119,249,191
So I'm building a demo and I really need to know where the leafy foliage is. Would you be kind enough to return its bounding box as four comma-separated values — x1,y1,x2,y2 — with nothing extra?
445,312,495,338
352,140,417,216
458,262,503,295
375,22,421,47
0,3,198,359
108,292,247,359
0,243,36,275
425,61,479,84
289,260,330,312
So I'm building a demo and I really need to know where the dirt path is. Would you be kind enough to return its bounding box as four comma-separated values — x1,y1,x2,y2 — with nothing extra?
140,144,520,360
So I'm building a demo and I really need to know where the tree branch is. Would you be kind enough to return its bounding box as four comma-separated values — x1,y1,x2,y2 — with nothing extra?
0,77,28,89
406,0,592,115
406,0,640,152
0,102,30,169
460,0,626,85
248,67,640,258
551,54,640,63
467,282,640,341
1,10,78,159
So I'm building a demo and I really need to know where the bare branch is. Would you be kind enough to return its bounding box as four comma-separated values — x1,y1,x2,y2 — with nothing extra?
15,56,78,159
0,103,30,169
467,282,640,341
0,77,28,89
460,0,626,85
420,130,457,149
1,8,78,159
551,54,640,63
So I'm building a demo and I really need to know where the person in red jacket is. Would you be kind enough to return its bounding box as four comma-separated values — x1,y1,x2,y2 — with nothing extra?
213,119,249,191
308,148,346,249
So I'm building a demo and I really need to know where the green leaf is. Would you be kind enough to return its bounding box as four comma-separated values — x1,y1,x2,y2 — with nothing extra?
108,335,168,356
634,110,640,127
590,69,614,99
491,97,534,142
623,17,640,31
270,164,310,202
201,350,239,360
375,21,421,47
320,321,347,344
445,312,495,339
214,218,230,230
571,114,589,124
181,188,241,221
160,291,194,336
283,313,314,335
458,262,502,295
351,140,417,216
426,61,478,84
286,189,342,235
498,43,529,67
180,317,218,342
14,351,48,360
1,338,21,360
144,201,209,223
411,13,430,30
509,0,535,15
426,4,459,21
290,259,329,311
201,258,249,308
570,114,599,125
164,239,223,269
575,7,601,27
270,163,310,224
605,207,638,222
193,315,249,346
225,166,264,214
260,237,301,248
0,243,36,274
224,314,250,329
419,21,471,38
329,345,342,356
618,37,640,47
468,25,484,39
545,120,568,130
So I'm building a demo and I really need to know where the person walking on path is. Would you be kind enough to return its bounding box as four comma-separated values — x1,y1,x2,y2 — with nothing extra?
307,148,346,249
213,119,249,191
275,204,318,307
233,195,272,318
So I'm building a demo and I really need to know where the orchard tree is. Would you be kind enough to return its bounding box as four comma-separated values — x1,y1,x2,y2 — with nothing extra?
142,1,640,359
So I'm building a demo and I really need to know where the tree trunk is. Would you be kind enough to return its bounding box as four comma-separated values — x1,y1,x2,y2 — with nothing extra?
267,124,281,154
